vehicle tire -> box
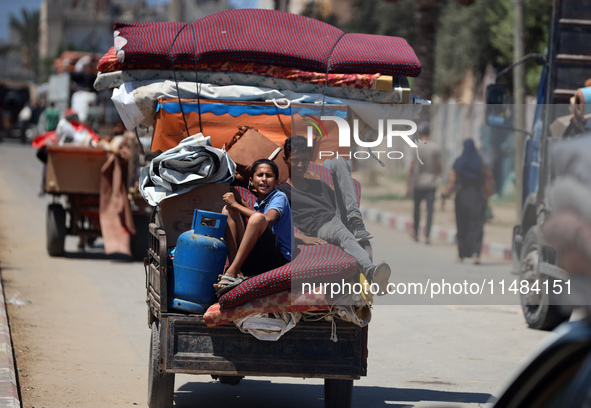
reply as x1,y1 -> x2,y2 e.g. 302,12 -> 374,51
131,214 -> 150,261
519,227 -> 570,330
324,379 -> 353,408
47,204 -> 66,257
148,321 -> 174,408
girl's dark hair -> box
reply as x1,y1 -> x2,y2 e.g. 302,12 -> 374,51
250,158 -> 279,179
284,135 -> 312,158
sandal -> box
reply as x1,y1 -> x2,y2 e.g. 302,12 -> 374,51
214,275 -> 246,297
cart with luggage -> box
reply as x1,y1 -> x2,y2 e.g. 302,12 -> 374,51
94,8 -> 426,407
145,180 -> 368,408
44,143 -> 151,259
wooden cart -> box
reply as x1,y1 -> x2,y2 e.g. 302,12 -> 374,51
44,144 -> 151,259
144,184 -> 368,408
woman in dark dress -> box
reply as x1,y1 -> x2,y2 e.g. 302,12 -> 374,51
442,139 -> 491,264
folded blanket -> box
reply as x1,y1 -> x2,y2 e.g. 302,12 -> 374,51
98,49 -> 381,89
139,135 -> 236,205
110,80 -> 404,131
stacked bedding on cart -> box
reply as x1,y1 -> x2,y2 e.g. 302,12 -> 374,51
94,8 -> 421,144
101,9 -> 416,327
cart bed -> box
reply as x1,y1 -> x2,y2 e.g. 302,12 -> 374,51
159,314 -> 367,379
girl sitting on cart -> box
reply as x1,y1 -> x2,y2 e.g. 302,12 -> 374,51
214,159 -> 294,296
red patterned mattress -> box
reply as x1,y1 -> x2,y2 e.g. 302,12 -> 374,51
108,9 -> 421,77
215,177 -> 360,309
218,243 -> 358,309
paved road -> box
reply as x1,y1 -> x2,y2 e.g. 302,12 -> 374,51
0,141 -> 551,407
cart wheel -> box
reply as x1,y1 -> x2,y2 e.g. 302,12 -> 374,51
148,320 -> 174,408
324,379 -> 353,408
131,214 -> 150,260
46,204 -> 66,257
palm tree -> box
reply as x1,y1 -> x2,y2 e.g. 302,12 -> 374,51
9,8 -> 40,80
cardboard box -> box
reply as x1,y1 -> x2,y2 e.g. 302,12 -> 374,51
159,183 -> 231,246
45,145 -> 108,195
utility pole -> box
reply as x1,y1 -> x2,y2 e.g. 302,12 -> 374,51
513,0 -> 526,215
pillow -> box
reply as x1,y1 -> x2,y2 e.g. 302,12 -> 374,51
225,126 -> 289,185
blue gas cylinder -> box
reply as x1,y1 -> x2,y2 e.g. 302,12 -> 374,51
169,210 -> 228,314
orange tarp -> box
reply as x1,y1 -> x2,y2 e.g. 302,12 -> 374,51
150,98 -> 350,164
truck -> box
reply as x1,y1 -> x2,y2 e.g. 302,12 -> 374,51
487,0 -> 591,330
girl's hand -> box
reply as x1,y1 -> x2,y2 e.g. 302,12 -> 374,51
223,192 -> 238,207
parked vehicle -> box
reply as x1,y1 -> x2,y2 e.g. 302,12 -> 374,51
487,0 -> 591,330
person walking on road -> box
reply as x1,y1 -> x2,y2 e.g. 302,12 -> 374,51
442,138 -> 493,264
406,121 -> 441,244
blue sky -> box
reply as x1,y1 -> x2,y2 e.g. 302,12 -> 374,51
0,0 -> 259,40
0,0 -> 42,41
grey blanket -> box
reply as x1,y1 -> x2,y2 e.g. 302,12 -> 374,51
139,135 -> 236,206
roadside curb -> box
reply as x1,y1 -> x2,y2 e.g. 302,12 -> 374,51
0,275 -> 20,408
361,206 -> 513,262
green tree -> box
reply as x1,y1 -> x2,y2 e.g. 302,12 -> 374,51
9,8 -> 40,80
310,0 -> 552,99
434,0 -> 551,98
484,0 -> 552,93
435,0 -> 498,97
346,0 -> 415,40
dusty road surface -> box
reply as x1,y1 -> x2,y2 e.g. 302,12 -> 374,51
0,141 -> 149,407
0,140 -> 552,408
